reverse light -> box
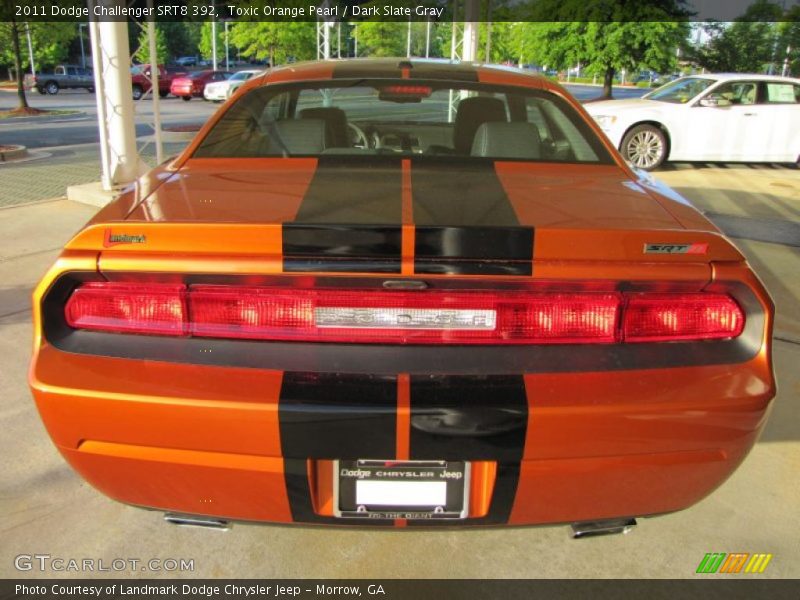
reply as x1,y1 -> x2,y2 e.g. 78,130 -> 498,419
188,287 -> 621,345
63,284 -> 746,345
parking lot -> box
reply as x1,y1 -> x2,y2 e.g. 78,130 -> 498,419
1,155 -> 798,577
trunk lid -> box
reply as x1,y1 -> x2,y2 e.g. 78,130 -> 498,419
65,159 -> 743,279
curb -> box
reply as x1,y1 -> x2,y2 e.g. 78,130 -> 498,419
0,111 -> 87,124
0,145 -> 28,161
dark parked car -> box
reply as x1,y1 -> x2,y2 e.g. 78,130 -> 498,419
25,65 -> 93,95
130,64 -> 187,100
170,70 -> 231,101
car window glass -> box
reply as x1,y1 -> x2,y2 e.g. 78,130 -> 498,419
534,98 -> 599,162
194,82 -> 612,164
645,77 -> 716,103
710,82 -> 757,106
763,83 -> 798,104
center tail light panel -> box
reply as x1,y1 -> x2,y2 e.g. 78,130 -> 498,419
62,282 -> 746,346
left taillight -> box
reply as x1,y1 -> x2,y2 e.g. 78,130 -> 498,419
64,283 -> 188,336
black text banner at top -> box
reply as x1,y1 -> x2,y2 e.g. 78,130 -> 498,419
4,0 -> 800,23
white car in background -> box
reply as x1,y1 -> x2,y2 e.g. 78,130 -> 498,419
203,70 -> 263,102
585,74 -> 800,169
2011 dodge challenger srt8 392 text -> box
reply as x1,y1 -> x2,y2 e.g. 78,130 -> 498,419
29,59 -> 775,530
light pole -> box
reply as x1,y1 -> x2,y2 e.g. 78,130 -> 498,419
425,20 -> 431,58
211,20 -> 217,70
79,23 -> 87,69
24,22 -> 36,77
224,21 -> 229,70
782,44 -> 791,76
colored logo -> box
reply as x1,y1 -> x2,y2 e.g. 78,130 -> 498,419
644,243 -> 709,255
103,229 -> 146,248
696,553 -> 772,574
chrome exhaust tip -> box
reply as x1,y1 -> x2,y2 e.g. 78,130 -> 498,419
570,518 -> 637,539
164,513 -> 231,531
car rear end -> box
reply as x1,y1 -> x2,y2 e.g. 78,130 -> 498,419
170,74 -> 201,98
29,62 -> 776,528
203,81 -> 228,101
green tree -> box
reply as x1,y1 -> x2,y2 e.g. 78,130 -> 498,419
776,5 -> 800,76
229,21 -> 315,66
0,8 -> 75,111
133,25 -> 169,66
511,1 -> 690,98
354,22 -> 408,57
0,17 -> 29,110
692,1 -> 784,73
199,21 -> 225,63
160,22 -> 202,61
0,20 -> 76,72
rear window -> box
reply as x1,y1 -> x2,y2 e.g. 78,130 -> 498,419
193,80 -> 613,164
763,82 -> 799,104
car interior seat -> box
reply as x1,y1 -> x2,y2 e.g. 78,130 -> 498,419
426,96 -> 508,154
471,122 -> 542,160
263,119 -> 327,155
453,97 -> 508,154
299,107 -> 350,147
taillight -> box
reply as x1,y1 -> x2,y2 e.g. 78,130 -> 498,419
62,283 -> 745,345
189,287 -> 621,345
64,283 -> 187,336
623,293 -> 744,342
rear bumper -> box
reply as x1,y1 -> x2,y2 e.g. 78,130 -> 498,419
30,344 -> 774,527
170,85 -> 197,96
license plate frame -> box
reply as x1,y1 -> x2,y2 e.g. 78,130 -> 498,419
333,459 -> 470,520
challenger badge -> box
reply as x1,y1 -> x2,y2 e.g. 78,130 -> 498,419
103,229 -> 147,248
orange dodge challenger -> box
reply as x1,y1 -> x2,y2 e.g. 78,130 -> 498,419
29,60 -> 775,532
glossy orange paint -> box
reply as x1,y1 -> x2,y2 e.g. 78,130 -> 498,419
28,60 -> 777,527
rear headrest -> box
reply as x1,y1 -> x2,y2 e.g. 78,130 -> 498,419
265,119 -> 326,155
471,122 -> 542,160
454,97 -> 507,154
300,107 -> 349,147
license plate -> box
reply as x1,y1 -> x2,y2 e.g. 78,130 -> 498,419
333,459 -> 470,520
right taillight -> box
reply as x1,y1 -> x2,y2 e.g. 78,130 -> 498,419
622,293 -> 745,342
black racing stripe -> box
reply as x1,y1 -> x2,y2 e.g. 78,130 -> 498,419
331,62 -> 403,79
279,372 -> 396,525
292,158 -> 403,224
408,375 -> 528,526
412,163 -> 521,227
282,225 -> 402,273
279,372 -> 397,459
411,162 -> 533,275
331,61 -> 479,82
410,64 -> 480,82
414,227 -> 534,276
409,375 -> 528,461
283,156 -> 403,272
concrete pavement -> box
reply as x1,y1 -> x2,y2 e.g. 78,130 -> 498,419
0,142 -> 189,208
0,165 -> 798,579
